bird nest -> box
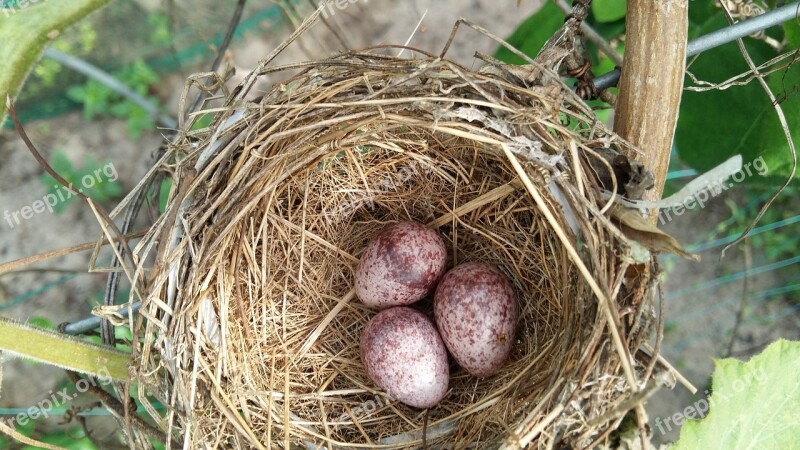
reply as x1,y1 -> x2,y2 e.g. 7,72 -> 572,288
128,23 -> 690,450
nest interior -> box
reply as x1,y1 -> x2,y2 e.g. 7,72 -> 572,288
134,47 -> 663,449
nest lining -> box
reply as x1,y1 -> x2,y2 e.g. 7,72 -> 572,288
131,48 -> 663,449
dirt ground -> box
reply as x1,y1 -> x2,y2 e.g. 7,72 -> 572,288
1,0 -> 797,447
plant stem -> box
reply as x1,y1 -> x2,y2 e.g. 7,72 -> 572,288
0,316 -> 129,381
553,0 -> 623,67
613,2 -> 689,445
614,0 -> 688,209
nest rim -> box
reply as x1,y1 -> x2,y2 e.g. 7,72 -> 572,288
128,44 -> 667,450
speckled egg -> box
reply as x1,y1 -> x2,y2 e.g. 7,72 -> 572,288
434,262 -> 518,377
359,307 -> 449,409
355,221 -> 447,309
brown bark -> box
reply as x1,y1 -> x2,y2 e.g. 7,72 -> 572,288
614,0 -> 689,215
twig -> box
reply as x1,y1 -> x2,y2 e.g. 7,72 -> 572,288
97,169 -> 157,345
718,3 -> 798,259
553,0 -> 623,67
307,0 -> 353,50
276,0 -> 326,60
63,0 -> 250,339
642,343 -> 697,394
501,145 -> 638,392
0,421 -> 66,450
0,230 -> 146,275
64,302 -> 143,336
65,370 -> 167,445
5,98 -> 134,272
685,50 -> 800,91
0,267 -> 93,276
725,237 -> 752,356
120,4 -> 245,443
397,9 -> 428,58
186,0 -> 247,115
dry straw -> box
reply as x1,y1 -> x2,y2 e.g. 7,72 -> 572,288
126,10 -> 693,450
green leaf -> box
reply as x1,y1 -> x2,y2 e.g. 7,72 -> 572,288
494,2 -> 564,65
672,339 -> 800,449
41,152 -> 122,210
591,0 -> 626,23
48,150 -> 75,178
595,41 -> 624,75
122,104 -> 155,139
27,316 -> 54,329
115,325 -> 133,341
688,0 -> 718,36
14,413 -> 36,436
22,429 -> 98,450
785,20 -> 800,49
190,113 -> 214,131
676,15 -> 800,180
66,59 -> 160,139
0,0 -> 111,126
159,178 -> 173,214
148,12 -> 172,47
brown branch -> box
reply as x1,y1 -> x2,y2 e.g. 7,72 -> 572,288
612,2 -> 690,447
553,0 -> 624,67
0,229 -> 147,275
614,1 -> 689,212
65,370 -> 167,445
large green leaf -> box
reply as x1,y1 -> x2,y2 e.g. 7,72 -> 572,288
494,2 -> 564,65
672,339 -> 800,449
675,13 -> 800,180
0,0 -> 110,126
688,0 -> 717,36
591,0 -> 626,23
786,20 -> 800,49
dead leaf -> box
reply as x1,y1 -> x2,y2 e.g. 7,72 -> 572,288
610,204 -> 700,262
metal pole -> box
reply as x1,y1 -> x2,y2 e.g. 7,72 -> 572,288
43,48 -> 177,129
594,2 -> 800,90
63,301 -> 141,335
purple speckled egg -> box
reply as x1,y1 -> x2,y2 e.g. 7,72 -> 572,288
434,262 -> 518,377
359,307 -> 449,409
355,221 -> 447,309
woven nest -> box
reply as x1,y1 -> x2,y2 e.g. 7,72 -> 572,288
130,32 -> 683,449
